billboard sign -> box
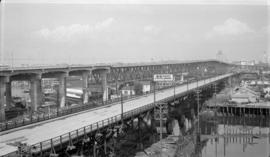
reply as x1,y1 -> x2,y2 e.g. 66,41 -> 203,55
153,74 -> 174,82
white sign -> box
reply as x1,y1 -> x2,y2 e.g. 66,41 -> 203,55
153,74 -> 174,82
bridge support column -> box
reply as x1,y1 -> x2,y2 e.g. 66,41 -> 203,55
180,73 -> 184,82
101,71 -> 108,102
5,81 -> 12,110
115,80 -> 119,96
0,76 -> 9,122
30,74 -> 42,111
58,74 -> 67,108
82,72 -> 89,104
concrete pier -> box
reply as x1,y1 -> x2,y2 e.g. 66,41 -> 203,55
0,76 -> 9,122
30,74 -> 42,111
82,72 -> 89,104
5,81 -> 11,110
101,71 -> 108,102
58,73 -> 67,108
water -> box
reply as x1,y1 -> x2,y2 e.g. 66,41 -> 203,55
198,117 -> 270,157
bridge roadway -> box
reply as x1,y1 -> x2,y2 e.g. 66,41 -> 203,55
0,73 -> 233,156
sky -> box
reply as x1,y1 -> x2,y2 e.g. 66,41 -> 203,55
0,0 -> 269,66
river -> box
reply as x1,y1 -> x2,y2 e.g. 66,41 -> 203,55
198,116 -> 270,157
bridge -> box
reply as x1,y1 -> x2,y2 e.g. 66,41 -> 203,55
0,60 -> 232,122
1,59 -> 269,156
0,72 -> 233,156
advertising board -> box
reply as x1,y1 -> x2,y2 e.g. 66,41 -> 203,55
153,74 -> 174,82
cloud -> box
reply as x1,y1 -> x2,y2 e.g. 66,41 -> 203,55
35,18 -> 115,42
94,18 -> 115,30
206,18 -> 254,39
143,25 -> 161,35
139,25 -> 161,43
262,25 -> 270,34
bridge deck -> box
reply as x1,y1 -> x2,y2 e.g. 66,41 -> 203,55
0,73 -> 232,156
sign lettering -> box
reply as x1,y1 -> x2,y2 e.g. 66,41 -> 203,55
153,74 -> 174,82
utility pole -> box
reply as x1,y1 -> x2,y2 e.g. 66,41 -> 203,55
154,81 -> 156,106
152,74 -> 174,156
197,78 -> 199,89
153,80 -> 163,156
187,80 -> 189,90
230,76 -> 233,96
214,83 -> 217,107
159,103 -> 163,140
195,85 -> 201,134
213,83 -> 217,117
153,82 -> 163,142
11,51 -> 14,69
155,102 -> 167,157
174,78 -> 176,102
121,91 -> 123,125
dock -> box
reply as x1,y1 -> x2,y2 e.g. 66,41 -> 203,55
207,103 -> 270,117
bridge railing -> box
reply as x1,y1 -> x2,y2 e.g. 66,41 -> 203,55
19,102 -> 155,155
0,75 -> 217,132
